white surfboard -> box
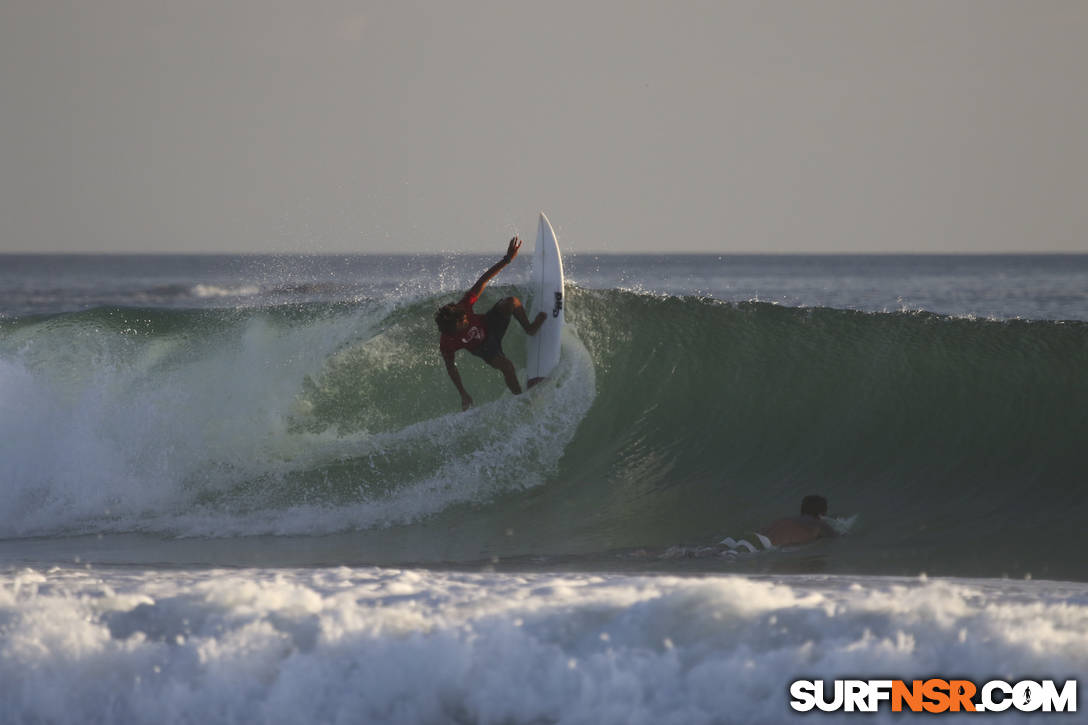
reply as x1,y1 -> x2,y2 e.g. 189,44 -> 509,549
526,212 -> 565,388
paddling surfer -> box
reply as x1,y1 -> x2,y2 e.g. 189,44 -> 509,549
435,237 -> 547,410
758,495 -> 838,547
715,495 -> 838,554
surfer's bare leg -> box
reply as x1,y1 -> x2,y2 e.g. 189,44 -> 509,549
498,297 -> 546,335
528,311 -> 546,335
487,353 -> 523,395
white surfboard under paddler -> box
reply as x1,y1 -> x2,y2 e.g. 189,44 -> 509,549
526,212 -> 565,389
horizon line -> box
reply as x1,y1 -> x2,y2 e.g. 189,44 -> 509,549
2,250 -> 1086,257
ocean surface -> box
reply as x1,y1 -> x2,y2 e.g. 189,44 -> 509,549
1,253 -> 1086,723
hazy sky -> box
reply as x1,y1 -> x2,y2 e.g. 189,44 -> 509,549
1,1 -> 1086,254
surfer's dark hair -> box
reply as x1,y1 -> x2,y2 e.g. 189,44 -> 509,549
435,304 -> 462,334
801,495 -> 828,517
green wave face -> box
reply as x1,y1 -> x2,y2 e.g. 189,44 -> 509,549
2,291 -> 1086,579
554,291 -> 1088,572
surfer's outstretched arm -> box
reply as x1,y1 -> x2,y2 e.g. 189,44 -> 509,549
442,351 -> 473,410
467,237 -> 521,300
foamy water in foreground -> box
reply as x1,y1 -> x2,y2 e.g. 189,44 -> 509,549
2,566 -> 1084,724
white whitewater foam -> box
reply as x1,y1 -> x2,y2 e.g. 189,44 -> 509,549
1,568 -> 1084,724
157,329 -> 597,537
191,284 -> 262,299
0,310 -> 369,537
0,306 -> 596,538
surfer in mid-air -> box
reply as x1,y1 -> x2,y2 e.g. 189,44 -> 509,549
436,237 -> 547,410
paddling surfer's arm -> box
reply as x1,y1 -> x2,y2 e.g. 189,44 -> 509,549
442,349 -> 473,410
467,237 -> 522,300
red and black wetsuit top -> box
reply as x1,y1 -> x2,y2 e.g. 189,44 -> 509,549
439,291 -> 488,356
